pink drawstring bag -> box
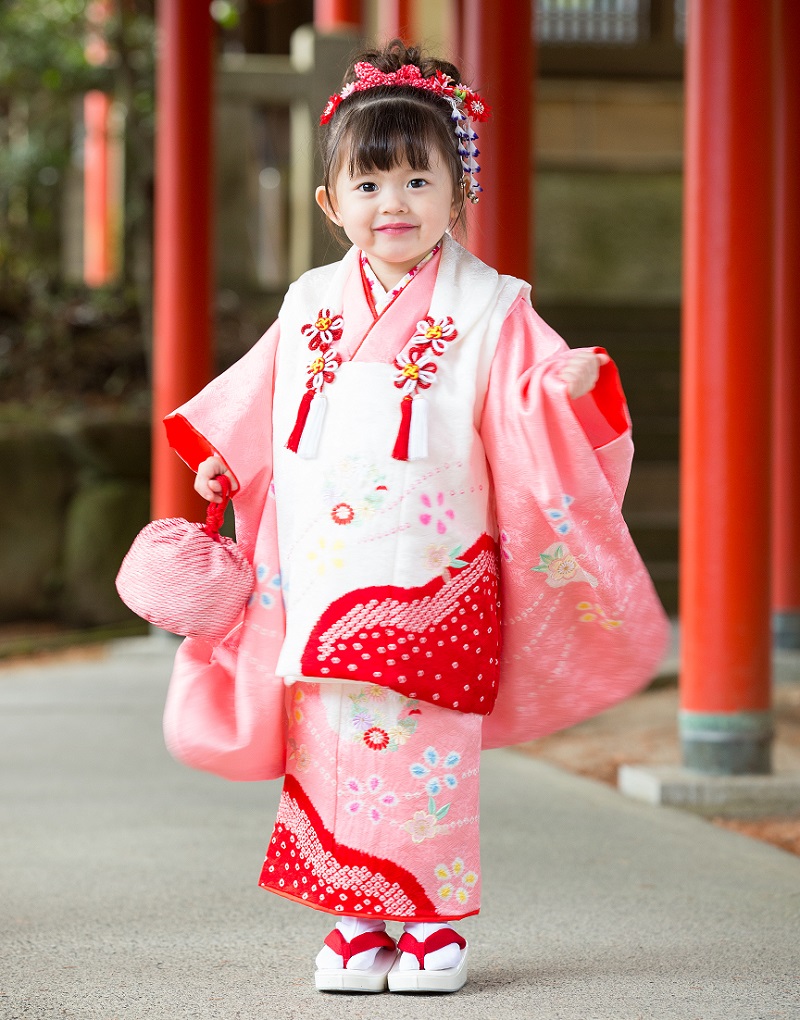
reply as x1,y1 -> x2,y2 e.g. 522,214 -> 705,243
116,477 -> 255,641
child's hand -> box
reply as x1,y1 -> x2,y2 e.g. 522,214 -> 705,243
194,455 -> 239,503
559,350 -> 611,399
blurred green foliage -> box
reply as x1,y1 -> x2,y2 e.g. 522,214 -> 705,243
0,0 -> 156,405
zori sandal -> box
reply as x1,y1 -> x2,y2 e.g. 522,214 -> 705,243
387,928 -> 468,993
314,928 -> 398,993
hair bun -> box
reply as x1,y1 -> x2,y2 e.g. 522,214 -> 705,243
342,39 -> 465,91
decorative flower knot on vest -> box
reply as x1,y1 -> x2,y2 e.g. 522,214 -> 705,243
287,307 -> 460,462
320,63 -> 491,203
287,308 -> 344,458
392,316 -> 459,462
301,310 -> 343,349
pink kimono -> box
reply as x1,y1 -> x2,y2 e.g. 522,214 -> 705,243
163,235 -> 668,923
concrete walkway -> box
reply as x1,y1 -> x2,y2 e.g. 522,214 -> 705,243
1,641 -> 798,1020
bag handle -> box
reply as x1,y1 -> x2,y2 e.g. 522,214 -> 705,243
203,474 -> 233,540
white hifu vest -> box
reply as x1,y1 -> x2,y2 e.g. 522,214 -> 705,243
271,237 -> 525,714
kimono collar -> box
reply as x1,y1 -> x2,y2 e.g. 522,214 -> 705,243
359,243 -> 442,316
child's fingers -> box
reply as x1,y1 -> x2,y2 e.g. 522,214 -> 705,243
194,456 -> 238,502
560,351 -> 605,399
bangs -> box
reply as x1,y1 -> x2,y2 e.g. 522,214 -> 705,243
343,93 -> 455,178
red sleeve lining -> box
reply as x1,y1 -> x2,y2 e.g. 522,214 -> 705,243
163,413 -> 240,489
570,348 -> 630,449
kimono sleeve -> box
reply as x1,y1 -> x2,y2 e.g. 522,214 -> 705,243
479,296 -> 669,750
164,320 -> 280,496
481,295 -> 633,506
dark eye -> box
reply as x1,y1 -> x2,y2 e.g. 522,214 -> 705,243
408,178 -> 427,189
358,182 -> 378,193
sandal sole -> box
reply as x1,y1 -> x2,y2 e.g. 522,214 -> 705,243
387,944 -> 468,993
315,947 -> 397,993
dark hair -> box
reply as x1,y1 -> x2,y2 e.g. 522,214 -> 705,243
320,40 -> 469,238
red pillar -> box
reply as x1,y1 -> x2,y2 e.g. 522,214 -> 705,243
83,91 -> 113,286
772,0 -> 800,650
151,0 -> 214,521
461,0 -> 534,282
377,0 -> 413,42
83,0 -> 113,286
314,0 -> 362,32
679,0 -> 775,772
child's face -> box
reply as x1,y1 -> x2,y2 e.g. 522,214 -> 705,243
316,151 -> 458,290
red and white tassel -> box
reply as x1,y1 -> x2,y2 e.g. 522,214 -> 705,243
392,395 -> 429,461
297,392 -> 328,459
407,395 -> 428,460
286,389 -> 314,453
392,395 -> 413,461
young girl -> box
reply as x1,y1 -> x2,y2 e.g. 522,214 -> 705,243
162,41 -> 668,995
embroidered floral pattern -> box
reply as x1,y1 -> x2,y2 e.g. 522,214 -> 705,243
410,747 -> 460,798
577,602 -> 622,631
307,536 -> 345,576
252,563 -> 282,609
343,774 -> 399,825
401,748 -> 459,840
331,502 -> 355,526
290,687 -> 305,725
544,494 -> 575,536
402,807 -> 443,844
499,529 -> 514,562
419,492 -> 455,535
322,457 -> 390,528
435,857 -> 478,905
533,543 -> 598,588
330,686 -> 421,753
425,543 -> 468,581
287,738 -> 311,773
363,726 -> 390,750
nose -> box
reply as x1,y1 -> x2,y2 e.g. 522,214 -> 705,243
380,184 -> 409,214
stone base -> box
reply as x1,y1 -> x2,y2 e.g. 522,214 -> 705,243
618,764 -> 800,818
774,649 -> 800,684
773,611 -> 800,651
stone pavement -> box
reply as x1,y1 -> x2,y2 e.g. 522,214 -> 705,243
1,640 -> 798,1020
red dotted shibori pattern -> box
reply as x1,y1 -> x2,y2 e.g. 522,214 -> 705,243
300,534 -> 501,714
259,775 -> 443,920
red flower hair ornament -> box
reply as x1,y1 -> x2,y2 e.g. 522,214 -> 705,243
320,62 -> 491,203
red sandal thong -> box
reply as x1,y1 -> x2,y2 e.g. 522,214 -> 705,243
315,928 -> 397,993
388,929 -> 468,993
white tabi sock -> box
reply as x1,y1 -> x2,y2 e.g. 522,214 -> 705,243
398,921 -> 462,971
315,916 -> 388,971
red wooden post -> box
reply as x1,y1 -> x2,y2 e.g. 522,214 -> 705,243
151,0 -> 214,521
461,0 -> 534,283
83,91 -> 113,286
680,0 -> 775,772
377,0 -> 413,42
772,0 -> 800,650
83,0 -> 113,286
314,0 -> 362,32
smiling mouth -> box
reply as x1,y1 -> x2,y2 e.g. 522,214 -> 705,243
375,223 -> 416,234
